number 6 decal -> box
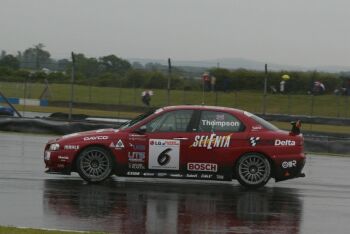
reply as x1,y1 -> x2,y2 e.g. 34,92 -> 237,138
158,148 -> 172,166
149,139 -> 180,170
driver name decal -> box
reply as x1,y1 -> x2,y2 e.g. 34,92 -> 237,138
191,134 -> 232,149
201,120 -> 239,127
149,139 -> 180,170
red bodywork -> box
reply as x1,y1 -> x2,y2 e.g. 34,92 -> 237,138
44,105 -> 305,183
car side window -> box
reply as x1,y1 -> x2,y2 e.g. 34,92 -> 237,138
145,110 -> 194,132
198,111 -> 244,132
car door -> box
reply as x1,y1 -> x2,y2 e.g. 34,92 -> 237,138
185,110 -> 246,179
130,109 -> 196,174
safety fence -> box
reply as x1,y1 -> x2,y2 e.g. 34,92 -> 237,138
0,81 -> 349,118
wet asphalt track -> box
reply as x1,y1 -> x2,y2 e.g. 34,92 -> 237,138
0,132 -> 350,234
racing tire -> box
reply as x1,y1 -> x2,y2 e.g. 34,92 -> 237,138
235,153 -> 271,188
76,146 -> 114,183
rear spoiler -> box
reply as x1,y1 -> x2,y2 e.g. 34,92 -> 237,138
290,120 -> 301,135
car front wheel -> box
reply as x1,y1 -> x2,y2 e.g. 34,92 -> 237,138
76,146 -> 113,183
235,153 -> 271,188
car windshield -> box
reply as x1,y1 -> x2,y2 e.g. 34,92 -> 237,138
244,111 -> 279,131
119,109 -> 156,130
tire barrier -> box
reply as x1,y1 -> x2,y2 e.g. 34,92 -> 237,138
0,117 -> 349,155
304,136 -> 350,155
0,117 -> 121,135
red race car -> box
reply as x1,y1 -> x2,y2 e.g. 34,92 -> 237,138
44,105 -> 305,188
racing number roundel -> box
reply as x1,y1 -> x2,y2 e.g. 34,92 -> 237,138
148,139 -> 180,170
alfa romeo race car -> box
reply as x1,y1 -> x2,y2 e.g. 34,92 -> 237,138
44,105 -> 305,188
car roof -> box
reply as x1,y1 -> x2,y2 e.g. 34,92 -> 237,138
161,105 -> 244,114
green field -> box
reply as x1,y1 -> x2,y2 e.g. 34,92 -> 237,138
1,81 -> 349,118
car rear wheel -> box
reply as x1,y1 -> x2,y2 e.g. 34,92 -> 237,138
235,153 -> 271,188
76,146 -> 113,183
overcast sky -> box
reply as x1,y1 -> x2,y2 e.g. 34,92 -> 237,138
1,0 -> 349,67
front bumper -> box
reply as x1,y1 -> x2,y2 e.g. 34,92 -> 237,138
44,149 -> 73,175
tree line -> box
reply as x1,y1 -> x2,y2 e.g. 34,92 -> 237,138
0,43 -> 349,94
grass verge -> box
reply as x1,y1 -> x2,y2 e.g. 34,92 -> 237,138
1,81 -> 350,118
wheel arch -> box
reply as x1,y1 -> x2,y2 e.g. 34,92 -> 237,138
232,151 -> 276,179
71,144 -> 116,172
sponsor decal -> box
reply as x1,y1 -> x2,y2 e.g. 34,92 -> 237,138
129,134 -> 147,141
128,152 -> 145,162
57,164 -> 65,168
252,125 -> 263,131
169,173 -> 183,178
83,136 -> 109,141
116,139 -> 125,148
64,145 -> 79,150
150,139 -> 179,146
127,171 -> 140,176
133,144 -> 146,151
201,120 -> 240,128
275,139 -> 296,146
143,172 -> 155,176
149,139 -> 180,170
129,137 -> 147,142
216,175 -> 224,180
249,137 -> 260,147
187,163 -> 218,172
58,155 -> 69,160
128,163 -> 145,170
191,134 -> 231,149
282,160 -> 297,169
200,174 -> 213,179
186,173 -> 198,178
216,114 -> 225,121
110,140 -> 125,149
157,173 -> 167,177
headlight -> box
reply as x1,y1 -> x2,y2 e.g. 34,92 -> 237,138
49,143 -> 60,151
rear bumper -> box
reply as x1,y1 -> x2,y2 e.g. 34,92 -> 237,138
274,156 -> 306,182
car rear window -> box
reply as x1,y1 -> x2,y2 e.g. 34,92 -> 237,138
244,111 -> 279,131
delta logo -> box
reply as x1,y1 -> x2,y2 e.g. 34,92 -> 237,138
274,139 -> 296,146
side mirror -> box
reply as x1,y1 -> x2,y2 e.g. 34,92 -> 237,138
135,125 -> 147,134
